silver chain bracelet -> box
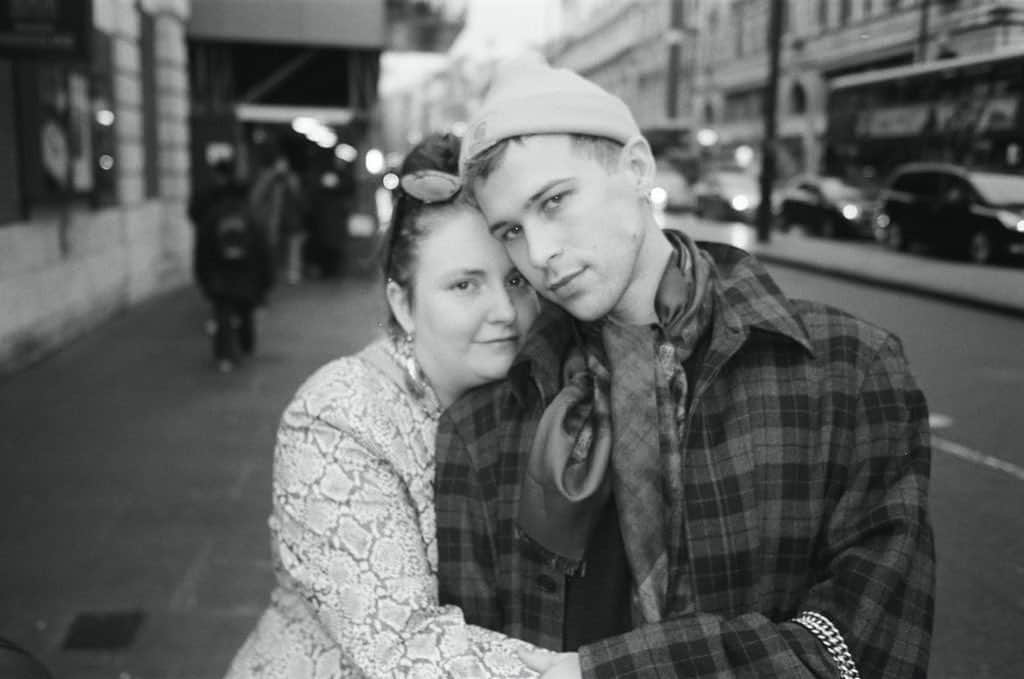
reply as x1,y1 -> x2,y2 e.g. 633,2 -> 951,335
793,610 -> 861,679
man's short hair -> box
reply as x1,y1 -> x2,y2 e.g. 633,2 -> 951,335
463,133 -> 624,191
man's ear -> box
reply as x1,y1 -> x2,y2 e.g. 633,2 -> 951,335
385,279 -> 415,336
618,135 -> 656,195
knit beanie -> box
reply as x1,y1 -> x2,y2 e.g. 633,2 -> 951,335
459,51 -> 641,174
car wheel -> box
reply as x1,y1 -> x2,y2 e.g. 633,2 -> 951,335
886,222 -> 909,251
967,230 -> 996,264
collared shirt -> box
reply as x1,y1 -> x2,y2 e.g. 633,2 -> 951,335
435,237 -> 934,678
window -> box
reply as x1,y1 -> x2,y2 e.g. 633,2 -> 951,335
790,82 -> 808,114
839,0 -> 852,25
0,29 -> 118,224
734,3 -> 745,56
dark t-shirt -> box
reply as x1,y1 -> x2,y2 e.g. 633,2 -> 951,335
562,497 -> 633,650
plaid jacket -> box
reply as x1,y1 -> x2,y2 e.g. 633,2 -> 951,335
435,240 -> 934,678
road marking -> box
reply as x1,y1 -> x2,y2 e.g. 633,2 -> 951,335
169,537 -> 214,612
932,435 -> 1024,483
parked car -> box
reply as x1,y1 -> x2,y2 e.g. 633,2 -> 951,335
651,159 -> 695,213
774,174 -> 874,239
693,170 -> 761,223
875,163 -> 1024,264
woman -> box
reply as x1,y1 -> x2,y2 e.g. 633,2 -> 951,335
224,133 -> 543,678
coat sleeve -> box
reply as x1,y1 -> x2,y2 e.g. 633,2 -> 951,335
434,411 -> 506,633
270,387 -> 543,679
578,334 -> 935,678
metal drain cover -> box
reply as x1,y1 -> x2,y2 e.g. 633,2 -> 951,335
62,610 -> 144,650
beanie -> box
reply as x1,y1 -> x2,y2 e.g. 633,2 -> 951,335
459,51 -> 642,174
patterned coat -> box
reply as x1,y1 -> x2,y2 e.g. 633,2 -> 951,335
435,241 -> 935,678
225,338 -> 541,678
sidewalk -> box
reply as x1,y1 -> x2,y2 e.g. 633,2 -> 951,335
2,222 -> 1023,678
673,214 -> 1024,318
0,275 -> 387,679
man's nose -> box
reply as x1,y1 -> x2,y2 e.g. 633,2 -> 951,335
523,222 -> 562,270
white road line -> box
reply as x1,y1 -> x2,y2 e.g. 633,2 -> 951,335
169,537 -> 214,612
932,435 -> 1024,483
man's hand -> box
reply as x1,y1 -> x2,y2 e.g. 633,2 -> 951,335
518,649 -> 582,679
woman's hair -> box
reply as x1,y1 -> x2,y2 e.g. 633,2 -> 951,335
381,132 -> 466,336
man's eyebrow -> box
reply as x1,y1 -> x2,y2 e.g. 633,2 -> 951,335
489,177 -> 572,235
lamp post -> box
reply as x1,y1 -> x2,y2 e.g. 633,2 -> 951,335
756,0 -> 783,243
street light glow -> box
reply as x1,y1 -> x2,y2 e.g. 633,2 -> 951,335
365,148 -> 385,174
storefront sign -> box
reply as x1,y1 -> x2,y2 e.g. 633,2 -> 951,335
0,0 -> 91,59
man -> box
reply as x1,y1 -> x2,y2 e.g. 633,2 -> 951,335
434,52 -> 934,678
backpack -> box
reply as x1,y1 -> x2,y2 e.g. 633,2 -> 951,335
214,210 -> 253,263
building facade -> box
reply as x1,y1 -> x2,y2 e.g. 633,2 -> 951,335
548,0 -> 1024,176
0,0 -> 192,375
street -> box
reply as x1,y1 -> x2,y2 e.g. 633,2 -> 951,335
1,235 -> 1023,677
767,266 -> 1024,679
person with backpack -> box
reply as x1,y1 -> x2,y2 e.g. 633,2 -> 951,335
193,176 -> 274,373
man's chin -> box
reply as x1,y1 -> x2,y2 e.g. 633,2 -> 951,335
542,293 -> 605,322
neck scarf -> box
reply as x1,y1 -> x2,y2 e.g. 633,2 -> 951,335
518,231 -> 716,618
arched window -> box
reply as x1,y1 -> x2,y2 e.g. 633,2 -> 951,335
790,82 -> 808,114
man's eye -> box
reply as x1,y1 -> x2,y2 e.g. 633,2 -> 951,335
451,280 -> 477,292
507,272 -> 529,288
542,192 -> 567,212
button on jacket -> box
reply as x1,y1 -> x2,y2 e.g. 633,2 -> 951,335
435,239 -> 934,678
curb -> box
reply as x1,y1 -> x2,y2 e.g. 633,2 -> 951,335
755,251 -> 1024,321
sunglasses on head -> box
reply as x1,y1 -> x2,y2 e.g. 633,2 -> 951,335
399,170 -> 461,203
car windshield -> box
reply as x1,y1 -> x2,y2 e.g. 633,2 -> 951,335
969,172 -> 1024,206
716,173 -> 758,193
819,178 -> 864,201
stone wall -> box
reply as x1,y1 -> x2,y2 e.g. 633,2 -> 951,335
0,0 -> 192,375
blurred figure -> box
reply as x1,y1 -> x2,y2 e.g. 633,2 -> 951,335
0,637 -> 53,679
305,162 -> 355,279
193,169 -> 274,373
249,152 -> 308,284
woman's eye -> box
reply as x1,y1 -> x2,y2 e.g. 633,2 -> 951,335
507,272 -> 528,289
451,279 -> 478,293
499,224 -> 523,242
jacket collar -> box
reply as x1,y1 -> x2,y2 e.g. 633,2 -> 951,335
508,233 -> 814,405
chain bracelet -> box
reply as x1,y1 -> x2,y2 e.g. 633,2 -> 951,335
793,610 -> 861,679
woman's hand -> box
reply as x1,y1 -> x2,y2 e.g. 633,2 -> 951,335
518,649 -> 582,679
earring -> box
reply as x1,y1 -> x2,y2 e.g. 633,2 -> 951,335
398,332 -> 426,398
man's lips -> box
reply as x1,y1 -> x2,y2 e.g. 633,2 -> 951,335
548,269 -> 583,293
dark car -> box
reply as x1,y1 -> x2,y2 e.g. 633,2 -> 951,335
774,174 -> 874,239
693,170 -> 761,223
875,163 -> 1024,264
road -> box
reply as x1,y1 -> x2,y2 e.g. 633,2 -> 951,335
767,265 -> 1024,679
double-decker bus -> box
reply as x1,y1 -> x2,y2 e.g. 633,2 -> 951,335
824,46 -> 1024,192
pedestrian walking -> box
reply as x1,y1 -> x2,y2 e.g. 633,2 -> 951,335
249,152 -> 308,285
193,177 -> 274,372
435,52 -> 935,679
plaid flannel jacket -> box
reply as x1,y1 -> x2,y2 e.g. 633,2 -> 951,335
435,239 -> 935,678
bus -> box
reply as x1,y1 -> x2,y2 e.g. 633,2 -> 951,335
824,46 -> 1024,193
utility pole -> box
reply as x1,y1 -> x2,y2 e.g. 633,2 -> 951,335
666,0 -> 684,120
756,0 -> 783,243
